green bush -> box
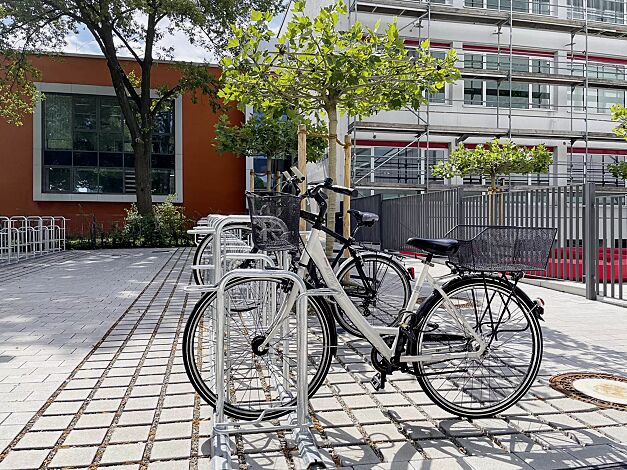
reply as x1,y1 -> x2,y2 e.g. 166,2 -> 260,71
123,195 -> 191,247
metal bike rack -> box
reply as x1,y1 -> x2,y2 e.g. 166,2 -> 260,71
0,215 -> 66,264
189,214 -> 253,285
193,269 -> 327,470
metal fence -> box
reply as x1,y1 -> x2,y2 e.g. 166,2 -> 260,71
352,183 -> 627,301
0,216 -> 66,264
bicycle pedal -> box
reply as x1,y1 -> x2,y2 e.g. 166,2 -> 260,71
370,372 -> 386,391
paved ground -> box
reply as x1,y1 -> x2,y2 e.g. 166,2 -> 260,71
0,248 -> 626,470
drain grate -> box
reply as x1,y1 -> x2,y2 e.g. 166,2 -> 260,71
550,372 -> 627,411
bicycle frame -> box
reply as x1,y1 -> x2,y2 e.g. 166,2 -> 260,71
259,227 -> 487,364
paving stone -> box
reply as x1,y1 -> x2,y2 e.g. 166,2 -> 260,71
402,421 -> 446,440
149,438 -> 190,460
154,421 -> 192,440
0,449 -> 49,470
494,433 -> 544,453
110,425 -> 152,444
351,407 -> 389,425
386,406 -> 426,422
30,414 -> 73,431
320,426 -> 366,446
417,439 -> 465,459
362,423 -> 406,442
84,399 -> 123,413
75,412 -> 116,429
100,442 -> 146,464
14,431 -> 63,450
333,445 -> 381,466
439,419 -> 483,437
117,410 -> 156,426
243,452 -> 291,469
597,425 -> 627,443
315,410 -> 354,427
64,428 -> 108,446
457,436 -> 507,455
377,440 -> 424,462
158,407 -> 193,423
49,446 -> 99,467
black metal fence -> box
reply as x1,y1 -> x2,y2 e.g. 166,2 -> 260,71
351,183 -> 627,301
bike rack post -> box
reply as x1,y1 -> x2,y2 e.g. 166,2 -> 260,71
192,269 -> 327,470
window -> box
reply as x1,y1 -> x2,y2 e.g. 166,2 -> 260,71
567,62 -> 626,113
568,0 -> 625,24
42,93 -> 175,195
466,0 -> 551,14
464,52 -> 552,109
354,146 -> 449,185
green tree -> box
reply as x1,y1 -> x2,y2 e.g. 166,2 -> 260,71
608,104 -> 627,179
0,0 -> 282,215
215,113 -> 327,189
432,138 -> 553,191
219,0 -> 460,253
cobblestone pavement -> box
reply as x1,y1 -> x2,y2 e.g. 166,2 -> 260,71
0,249 -> 626,469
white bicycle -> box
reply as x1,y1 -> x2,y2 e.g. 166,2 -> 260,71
183,180 -> 555,421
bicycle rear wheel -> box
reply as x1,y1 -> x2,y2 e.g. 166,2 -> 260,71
412,276 -> 542,418
183,276 -> 336,421
335,253 -> 410,337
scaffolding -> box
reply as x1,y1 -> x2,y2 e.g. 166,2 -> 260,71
348,0 -> 627,192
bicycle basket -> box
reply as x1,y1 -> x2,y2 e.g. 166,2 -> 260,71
246,192 -> 301,252
446,225 -> 557,272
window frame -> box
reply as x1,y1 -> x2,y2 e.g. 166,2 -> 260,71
33,83 -> 183,203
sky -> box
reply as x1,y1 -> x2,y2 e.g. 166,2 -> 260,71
63,15 -> 286,63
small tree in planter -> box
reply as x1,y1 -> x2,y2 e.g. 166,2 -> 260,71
608,104 -> 627,180
214,113 -> 327,190
432,138 -> 553,192
219,0 -> 460,254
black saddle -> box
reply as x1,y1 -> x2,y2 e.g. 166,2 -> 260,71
406,238 -> 459,256
348,209 -> 379,227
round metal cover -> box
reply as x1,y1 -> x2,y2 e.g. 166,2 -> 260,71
550,372 -> 627,410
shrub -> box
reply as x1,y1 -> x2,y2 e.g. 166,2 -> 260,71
123,195 -> 191,247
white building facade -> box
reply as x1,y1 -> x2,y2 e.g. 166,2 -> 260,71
284,0 -> 627,196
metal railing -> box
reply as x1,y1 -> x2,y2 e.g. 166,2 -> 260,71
354,183 -> 627,301
0,216 -> 66,264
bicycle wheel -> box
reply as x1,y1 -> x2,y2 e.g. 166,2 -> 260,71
192,224 -> 252,285
412,276 -> 542,418
335,253 -> 411,337
183,276 -> 336,421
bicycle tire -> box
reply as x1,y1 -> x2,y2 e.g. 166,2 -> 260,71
411,276 -> 542,418
334,253 -> 411,337
183,276 -> 336,421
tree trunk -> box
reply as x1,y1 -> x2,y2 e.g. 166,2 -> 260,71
134,140 -> 153,216
325,103 -> 338,257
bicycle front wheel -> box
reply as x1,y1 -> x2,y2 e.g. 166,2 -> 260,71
335,253 -> 411,337
413,276 -> 542,418
183,277 -> 336,421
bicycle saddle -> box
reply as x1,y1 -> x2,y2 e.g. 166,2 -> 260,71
348,209 -> 379,227
406,237 -> 460,256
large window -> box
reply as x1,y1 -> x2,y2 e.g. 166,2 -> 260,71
463,53 -> 551,109
42,93 -> 175,195
568,62 -> 626,113
466,0 -> 551,15
354,146 -> 448,186
568,0 -> 625,24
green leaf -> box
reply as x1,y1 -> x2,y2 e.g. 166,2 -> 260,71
251,10 -> 263,21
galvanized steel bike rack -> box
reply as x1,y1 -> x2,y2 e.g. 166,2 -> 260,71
0,216 -> 66,264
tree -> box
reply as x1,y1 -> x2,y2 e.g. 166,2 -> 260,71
219,0 -> 460,253
608,104 -> 627,179
0,0 -> 282,215
432,138 -> 553,191
215,113 -> 327,189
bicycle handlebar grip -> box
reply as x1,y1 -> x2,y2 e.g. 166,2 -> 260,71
330,185 -> 358,197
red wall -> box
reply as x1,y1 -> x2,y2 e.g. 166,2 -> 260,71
0,54 -> 245,236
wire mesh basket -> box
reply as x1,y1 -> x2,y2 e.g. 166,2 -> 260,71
246,192 -> 301,252
446,225 -> 557,272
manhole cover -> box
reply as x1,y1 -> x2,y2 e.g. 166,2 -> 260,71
550,372 -> 627,410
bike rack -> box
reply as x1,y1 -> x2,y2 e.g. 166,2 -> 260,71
189,269 -> 328,470
0,215 -> 66,264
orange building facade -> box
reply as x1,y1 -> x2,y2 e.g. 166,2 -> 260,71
0,53 -> 246,235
